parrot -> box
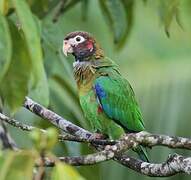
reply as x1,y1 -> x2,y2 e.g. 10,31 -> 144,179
63,31 -> 149,162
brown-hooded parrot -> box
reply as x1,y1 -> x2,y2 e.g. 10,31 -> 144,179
63,31 -> 149,162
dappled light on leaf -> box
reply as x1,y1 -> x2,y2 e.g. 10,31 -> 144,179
0,14 -> 11,84
52,162 -> 85,180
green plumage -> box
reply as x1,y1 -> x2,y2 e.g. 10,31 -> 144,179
74,57 -> 149,162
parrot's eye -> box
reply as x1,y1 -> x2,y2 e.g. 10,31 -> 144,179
74,35 -> 85,43
76,37 -> 81,41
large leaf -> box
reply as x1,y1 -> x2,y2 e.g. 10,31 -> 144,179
0,21 -> 31,112
0,151 -> 35,180
81,0 -> 89,21
158,0 -> 181,37
51,162 -> 85,180
0,14 -> 12,84
119,0 -> 134,47
12,0 -> 49,106
52,0 -> 81,22
28,0 -> 50,18
0,0 -> 9,15
99,0 -> 127,44
12,0 -> 45,86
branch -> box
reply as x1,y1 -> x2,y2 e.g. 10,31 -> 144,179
24,97 -> 94,139
115,153 -> 191,177
21,97 -> 191,177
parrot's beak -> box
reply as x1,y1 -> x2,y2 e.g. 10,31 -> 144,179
63,40 -> 73,56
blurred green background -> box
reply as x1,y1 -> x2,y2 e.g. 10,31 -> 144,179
1,0 -> 191,179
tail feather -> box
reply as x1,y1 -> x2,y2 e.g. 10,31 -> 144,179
134,145 -> 149,162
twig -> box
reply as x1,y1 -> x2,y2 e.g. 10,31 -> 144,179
35,151 -> 46,180
52,0 -> 67,22
0,112 -> 39,132
0,103 -> 18,150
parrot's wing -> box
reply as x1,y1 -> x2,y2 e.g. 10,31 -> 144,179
94,75 -> 145,132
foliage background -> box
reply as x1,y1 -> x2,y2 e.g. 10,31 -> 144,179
0,0 -> 191,179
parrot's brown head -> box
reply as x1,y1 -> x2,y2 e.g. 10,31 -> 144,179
63,31 -> 104,61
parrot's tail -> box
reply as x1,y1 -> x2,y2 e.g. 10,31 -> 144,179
134,145 -> 149,162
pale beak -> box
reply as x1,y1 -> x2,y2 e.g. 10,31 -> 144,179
63,40 -> 73,56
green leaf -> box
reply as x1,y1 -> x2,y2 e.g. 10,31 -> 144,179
0,14 -> 12,84
0,21 -> 31,112
12,0 -> 45,86
30,128 -> 58,152
29,0 -> 50,18
0,151 -> 35,180
0,0 -> 9,15
51,162 -> 85,180
99,0 -> 127,44
62,0 -> 81,13
52,0 -> 81,22
81,0 -> 89,21
12,0 -> 49,107
158,0 -> 181,37
119,0 -> 134,48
